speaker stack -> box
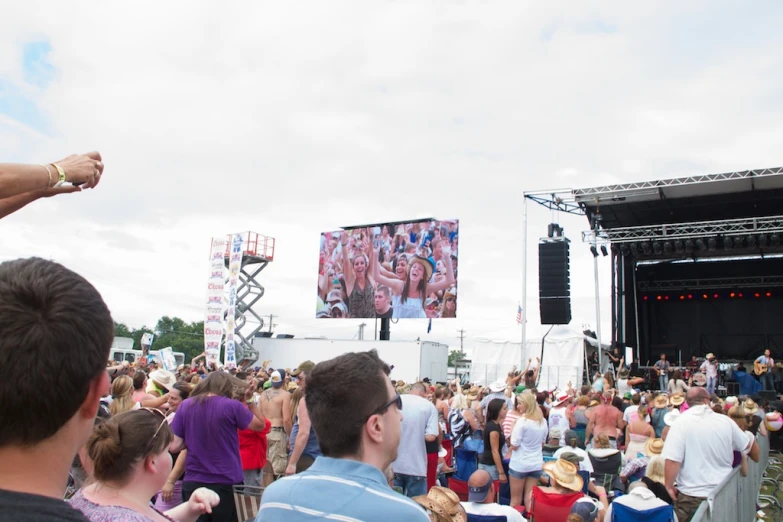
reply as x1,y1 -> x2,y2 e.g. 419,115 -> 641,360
539,239 -> 572,324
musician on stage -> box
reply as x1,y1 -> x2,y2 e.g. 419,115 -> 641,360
588,350 -> 599,381
754,349 -> 775,391
653,353 -> 670,392
699,353 -> 719,395
607,346 -> 622,375
685,355 -> 700,370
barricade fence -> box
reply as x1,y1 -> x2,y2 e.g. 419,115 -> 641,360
467,364 -> 581,392
691,432 -> 769,522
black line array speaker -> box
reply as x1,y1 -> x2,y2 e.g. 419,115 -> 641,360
539,239 -> 571,324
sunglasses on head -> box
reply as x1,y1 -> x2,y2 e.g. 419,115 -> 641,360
140,407 -> 168,450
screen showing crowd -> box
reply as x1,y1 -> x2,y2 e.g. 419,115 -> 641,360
317,219 -> 459,319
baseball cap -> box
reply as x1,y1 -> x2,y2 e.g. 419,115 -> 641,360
560,451 -> 584,465
467,481 -> 492,502
263,380 -> 272,390
623,392 -> 633,400
290,360 -> 316,377
549,428 -> 562,439
270,370 -> 283,387
571,498 -> 599,522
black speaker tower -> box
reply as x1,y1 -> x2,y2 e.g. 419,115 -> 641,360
539,238 -> 571,324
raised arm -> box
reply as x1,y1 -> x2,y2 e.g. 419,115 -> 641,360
340,232 -> 356,296
426,249 -> 455,294
372,245 -> 404,294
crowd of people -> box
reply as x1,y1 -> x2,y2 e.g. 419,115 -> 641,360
317,220 -> 459,319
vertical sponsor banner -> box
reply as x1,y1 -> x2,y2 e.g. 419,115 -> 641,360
205,237 -> 227,366
224,233 -> 244,369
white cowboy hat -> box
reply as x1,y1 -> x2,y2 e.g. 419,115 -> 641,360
552,393 -> 570,407
488,380 -> 506,393
148,369 -> 176,391
663,408 -> 681,426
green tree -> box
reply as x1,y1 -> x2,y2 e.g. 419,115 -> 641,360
448,349 -> 466,368
114,317 -> 204,363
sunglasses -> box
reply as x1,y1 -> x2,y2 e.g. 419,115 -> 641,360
367,392 -> 403,420
141,407 -> 169,450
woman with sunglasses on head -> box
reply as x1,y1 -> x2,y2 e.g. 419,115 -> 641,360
169,372 -> 268,522
155,382 -> 193,513
70,409 -> 219,522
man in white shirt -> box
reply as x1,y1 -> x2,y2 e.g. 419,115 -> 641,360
604,481 -> 677,520
391,382 -> 439,497
662,387 -> 759,522
480,380 -> 514,416
699,353 -> 719,395
548,393 -> 572,447
461,470 -> 525,522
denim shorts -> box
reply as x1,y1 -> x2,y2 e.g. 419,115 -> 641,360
508,468 -> 542,480
478,463 -> 500,480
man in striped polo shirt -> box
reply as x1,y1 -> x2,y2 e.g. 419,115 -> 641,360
257,350 -> 430,522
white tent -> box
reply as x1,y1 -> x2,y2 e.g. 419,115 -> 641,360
469,326 -> 589,392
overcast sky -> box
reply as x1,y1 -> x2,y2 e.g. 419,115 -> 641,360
2,1 -> 782,354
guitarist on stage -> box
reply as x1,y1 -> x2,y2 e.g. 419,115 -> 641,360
653,353 -> 671,392
754,349 -> 775,391
699,353 -> 719,395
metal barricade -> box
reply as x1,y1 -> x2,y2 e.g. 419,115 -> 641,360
468,363 -> 580,392
691,433 -> 769,522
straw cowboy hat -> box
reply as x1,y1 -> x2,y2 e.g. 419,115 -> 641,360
543,458 -> 584,492
148,370 -> 176,391
413,486 -> 467,522
669,393 -> 685,407
410,255 -> 435,282
589,399 -> 600,407
465,386 -> 480,401
618,367 -> 630,379
653,394 -> 669,409
664,408 -> 681,426
645,438 -> 664,456
706,353 -> 715,360
743,398 -> 759,415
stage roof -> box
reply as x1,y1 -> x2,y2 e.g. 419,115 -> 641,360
574,167 -> 783,230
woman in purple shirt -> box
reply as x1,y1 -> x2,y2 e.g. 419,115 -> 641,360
171,372 -> 268,522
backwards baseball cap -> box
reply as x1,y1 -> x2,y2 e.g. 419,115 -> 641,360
571,498 -> 599,522
290,360 -> 316,377
468,480 -> 492,502
270,370 -> 283,387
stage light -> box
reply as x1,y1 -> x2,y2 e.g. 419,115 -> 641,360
688,294 -> 693,299
696,238 -> 706,251
760,234 -> 768,248
738,293 -> 744,298
730,292 -> 736,298
653,242 -> 663,255
600,245 -> 608,257
643,295 -> 648,301
679,295 -> 685,300
772,234 -> 781,247
746,235 -> 756,248
702,294 -> 709,299
664,295 -> 670,301
713,293 -> 719,299
590,246 -> 599,257
630,243 -> 639,256
708,238 -> 717,251
767,292 -> 773,297
621,244 -> 630,256
685,239 -> 694,253
755,292 -> 761,298
642,242 -> 652,255
664,242 -> 673,254
674,240 -> 684,253
724,237 -> 733,250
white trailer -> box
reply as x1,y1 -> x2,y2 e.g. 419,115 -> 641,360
250,338 -> 449,384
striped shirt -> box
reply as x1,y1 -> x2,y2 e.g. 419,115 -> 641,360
257,456 -> 430,522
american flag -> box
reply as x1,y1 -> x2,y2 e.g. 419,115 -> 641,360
516,304 -> 523,324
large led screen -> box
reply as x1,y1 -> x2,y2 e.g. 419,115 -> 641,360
317,219 -> 459,319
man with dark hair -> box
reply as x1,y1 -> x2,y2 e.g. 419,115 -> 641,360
258,350 -> 429,521
0,257 -> 114,521
374,285 -> 393,319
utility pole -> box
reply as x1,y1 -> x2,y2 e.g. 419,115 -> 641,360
457,329 -> 466,352
267,314 -> 277,333
358,323 -> 366,340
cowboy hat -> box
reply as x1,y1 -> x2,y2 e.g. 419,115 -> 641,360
645,438 -> 664,456
653,394 -> 669,409
706,353 -> 715,360
552,393 -> 570,407
465,386 -> 480,401
618,367 -> 630,379
726,396 -> 738,406
542,458 -> 584,492
589,399 -> 600,407
664,408 -> 681,426
286,382 -> 299,392
149,370 -> 176,391
413,486 -> 466,522
488,380 -> 506,393
743,398 -> 759,415
410,255 -> 435,282
669,393 -> 685,407
290,360 -> 315,377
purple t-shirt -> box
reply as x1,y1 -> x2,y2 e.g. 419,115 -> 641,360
171,395 -> 253,484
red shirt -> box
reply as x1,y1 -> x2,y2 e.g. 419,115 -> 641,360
238,412 -> 271,470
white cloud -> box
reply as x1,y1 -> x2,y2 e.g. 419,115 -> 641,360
1,1 -> 782,351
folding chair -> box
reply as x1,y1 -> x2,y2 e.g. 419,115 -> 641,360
526,487 -> 583,522
232,485 -> 264,522
610,502 -> 675,522
448,477 -> 470,502
588,451 -> 624,493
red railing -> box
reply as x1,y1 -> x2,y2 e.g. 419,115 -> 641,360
223,232 -> 275,261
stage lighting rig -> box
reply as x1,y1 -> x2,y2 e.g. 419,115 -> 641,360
685,239 -> 694,253
653,242 -> 663,255
772,234 -> 781,247
724,237 -> 733,250
746,235 -> 756,248
630,243 -> 639,257
664,242 -> 673,255
590,245 -> 599,257
600,245 -> 608,257
621,244 -> 630,256
674,240 -> 684,254
696,238 -> 706,251
708,238 -> 717,251
759,234 -> 768,248
642,242 -> 652,255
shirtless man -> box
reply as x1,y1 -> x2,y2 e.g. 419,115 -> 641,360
585,391 -> 626,449
259,370 -> 292,485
